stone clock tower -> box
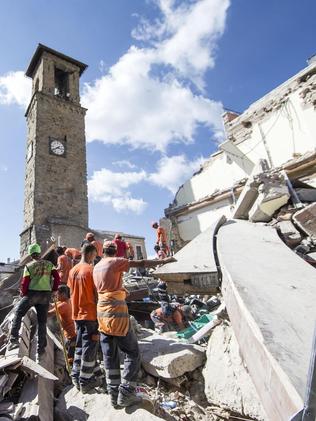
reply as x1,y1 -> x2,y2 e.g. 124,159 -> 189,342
20,44 -> 89,256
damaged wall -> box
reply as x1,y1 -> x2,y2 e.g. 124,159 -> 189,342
166,61 -> 316,248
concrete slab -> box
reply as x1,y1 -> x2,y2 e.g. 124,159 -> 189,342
203,323 -> 266,420
139,329 -> 205,379
154,216 -> 226,290
217,220 -> 316,420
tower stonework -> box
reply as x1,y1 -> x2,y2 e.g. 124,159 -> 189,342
20,44 -> 89,256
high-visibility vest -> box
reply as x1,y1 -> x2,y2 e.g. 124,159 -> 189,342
25,260 -> 54,291
97,289 -> 129,336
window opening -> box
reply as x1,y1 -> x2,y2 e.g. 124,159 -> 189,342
54,68 -> 69,99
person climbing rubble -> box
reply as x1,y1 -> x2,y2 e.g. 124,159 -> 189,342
67,243 -> 104,394
93,240 -> 175,409
81,232 -> 103,264
48,284 -> 76,365
56,246 -> 73,284
151,221 -> 170,255
8,243 -> 60,357
150,303 -> 194,333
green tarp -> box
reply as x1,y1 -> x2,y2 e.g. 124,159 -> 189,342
176,313 -> 214,340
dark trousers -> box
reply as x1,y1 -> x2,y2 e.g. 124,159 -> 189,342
100,327 -> 140,395
10,291 -> 51,353
65,336 -> 76,363
71,320 -> 103,386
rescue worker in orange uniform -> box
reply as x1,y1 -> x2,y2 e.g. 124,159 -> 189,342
56,246 -> 73,284
126,241 -> 135,260
68,244 -> 104,393
82,232 -> 103,264
65,247 -> 81,265
150,303 -> 194,333
151,222 -> 170,255
93,240 -> 175,408
48,284 -> 76,364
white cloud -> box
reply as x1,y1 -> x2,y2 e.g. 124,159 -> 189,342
149,154 -> 205,194
133,0 -> 230,89
89,153 -> 206,213
0,1 -> 229,151
112,159 -> 137,169
112,196 -> 147,214
0,71 -> 31,107
82,0 -> 229,151
0,164 -> 8,172
88,168 -> 147,214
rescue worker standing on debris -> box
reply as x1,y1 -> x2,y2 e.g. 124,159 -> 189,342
65,247 -> 81,265
152,222 -> 170,255
48,284 -> 77,365
93,240 -> 175,408
8,243 -> 60,356
113,234 -> 127,258
67,244 -> 103,393
82,233 -> 103,264
56,246 -> 73,284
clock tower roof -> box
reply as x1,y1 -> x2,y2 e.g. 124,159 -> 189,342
26,43 -> 88,78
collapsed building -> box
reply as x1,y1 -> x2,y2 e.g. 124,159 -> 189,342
0,48 -> 315,421
155,56 -> 316,420
164,55 -> 316,252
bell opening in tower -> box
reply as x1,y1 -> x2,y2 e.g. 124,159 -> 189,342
54,67 -> 69,99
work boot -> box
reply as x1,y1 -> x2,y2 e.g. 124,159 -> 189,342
109,391 -> 119,408
117,386 -> 142,407
72,377 -> 80,390
80,381 -> 98,394
7,337 -> 19,351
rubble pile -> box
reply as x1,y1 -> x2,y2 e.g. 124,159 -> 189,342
0,167 -> 315,420
0,304 -> 64,421
233,163 -> 316,266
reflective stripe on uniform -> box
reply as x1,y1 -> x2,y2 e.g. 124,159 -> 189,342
97,311 -> 129,318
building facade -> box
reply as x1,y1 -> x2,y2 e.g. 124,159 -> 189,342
165,59 -> 316,250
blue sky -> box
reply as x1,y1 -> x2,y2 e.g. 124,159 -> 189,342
0,0 -> 315,261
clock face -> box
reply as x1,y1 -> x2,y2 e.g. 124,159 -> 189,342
50,139 -> 65,156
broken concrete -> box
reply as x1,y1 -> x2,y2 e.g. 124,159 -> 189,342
296,187 -> 316,202
232,159 -> 270,220
218,220 -> 316,420
293,202 -> 316,241
154,215 -> 226,292
276,220 -> 302,247
55,386 -> 161,421
138,329 -> 205,379
203,323 -> 266,420
248,178 -> 290,222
